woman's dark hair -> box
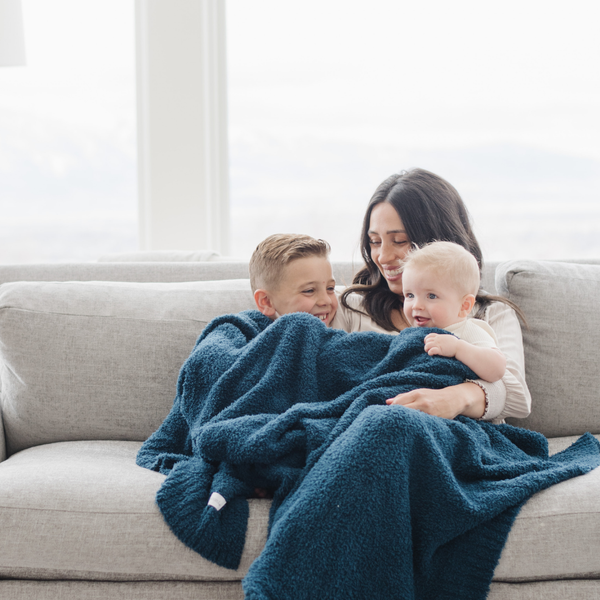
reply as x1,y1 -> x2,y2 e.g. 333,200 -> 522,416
341,168 -> 524,330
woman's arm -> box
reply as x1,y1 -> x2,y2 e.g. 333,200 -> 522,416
386,302 -> 531,421
481,301 -> 531,420
385,381 -> 487,419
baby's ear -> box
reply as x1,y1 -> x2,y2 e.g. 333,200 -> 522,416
254,289 -> 277,318
459,294 -> 476,318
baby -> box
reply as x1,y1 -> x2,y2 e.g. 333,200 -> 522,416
249,233 -> 338,327
401,241 -> 506,383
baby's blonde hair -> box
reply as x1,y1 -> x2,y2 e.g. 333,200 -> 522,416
401,241 -> 480,296
249,233 -> 331,293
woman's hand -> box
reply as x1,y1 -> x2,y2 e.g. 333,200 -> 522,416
385,381 -> 486,420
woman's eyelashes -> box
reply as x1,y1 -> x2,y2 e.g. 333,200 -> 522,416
368,238 -> 409,246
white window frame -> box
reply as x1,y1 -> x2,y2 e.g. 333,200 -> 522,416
135,0 -> 229,254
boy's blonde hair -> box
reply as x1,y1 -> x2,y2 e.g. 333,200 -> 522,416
249,233 -> 331,293
401,241 -> 480,296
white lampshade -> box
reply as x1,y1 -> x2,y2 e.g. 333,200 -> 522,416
0,0 -> 26,66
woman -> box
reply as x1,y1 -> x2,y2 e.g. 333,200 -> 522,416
336,168 -> 531,422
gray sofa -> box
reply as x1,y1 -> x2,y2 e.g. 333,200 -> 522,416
0,258 -> 599,599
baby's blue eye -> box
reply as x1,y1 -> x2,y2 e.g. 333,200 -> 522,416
405,293 -> 414,299
427,293 -> 437,300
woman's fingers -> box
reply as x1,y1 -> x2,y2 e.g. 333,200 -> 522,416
386,389 -> 416,405
386,382 -> 485,420
385,388 -> 456,419
386,389 -> 435,411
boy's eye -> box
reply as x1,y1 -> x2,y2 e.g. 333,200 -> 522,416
405,293 -> 414,299
327,286 -> 336,293
302,289 -> 315,294
427,293 -> 437,300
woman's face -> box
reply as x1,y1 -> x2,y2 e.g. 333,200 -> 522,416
368,202 -> 411,296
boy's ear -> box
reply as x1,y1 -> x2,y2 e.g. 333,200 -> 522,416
459,294 -> 476,318
254,289 -> 277,318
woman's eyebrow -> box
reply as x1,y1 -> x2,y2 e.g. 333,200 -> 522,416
368,229 -> 406,234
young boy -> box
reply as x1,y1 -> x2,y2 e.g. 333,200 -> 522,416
249,233 -> 338,327
401,241 -> 506,383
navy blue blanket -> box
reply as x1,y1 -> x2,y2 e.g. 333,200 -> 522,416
137,310 -> 600,600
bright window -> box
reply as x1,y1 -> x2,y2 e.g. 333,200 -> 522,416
2,1 -> 599,265
227,0 -> 600,263
0,0 -> 136,263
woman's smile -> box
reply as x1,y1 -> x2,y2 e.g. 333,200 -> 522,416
383,265 -> 403,279
368,202 -> 411,294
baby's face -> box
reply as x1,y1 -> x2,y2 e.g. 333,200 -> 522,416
270,256 -> 338,326
401,267 -> 466,330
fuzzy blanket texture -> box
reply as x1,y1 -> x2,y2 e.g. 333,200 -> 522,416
137,310 -> 600,600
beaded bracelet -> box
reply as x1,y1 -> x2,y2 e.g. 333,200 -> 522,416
466,379 -> 490,420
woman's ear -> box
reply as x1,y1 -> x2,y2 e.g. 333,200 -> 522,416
254,289 -> 277,318
459,294 -> 476,318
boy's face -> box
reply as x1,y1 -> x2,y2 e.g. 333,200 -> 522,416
402,266 -> 471,330
257,256 -> 338,326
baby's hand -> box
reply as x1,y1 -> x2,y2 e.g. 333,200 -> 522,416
424,333 -> 459,358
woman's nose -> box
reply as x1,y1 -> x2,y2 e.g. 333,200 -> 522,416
378,241 -> 398,264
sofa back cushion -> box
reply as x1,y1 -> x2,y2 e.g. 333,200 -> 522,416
497,260 -> 600,437
0,280 -> 255,456
0,261 -> 358,288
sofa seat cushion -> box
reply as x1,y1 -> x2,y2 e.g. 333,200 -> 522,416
494,434 -> 600,581
0,441 -> 268,582
2,436 -> 597,583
